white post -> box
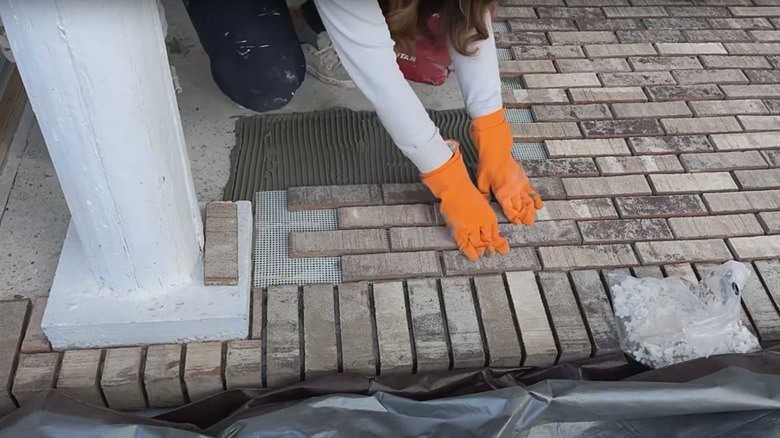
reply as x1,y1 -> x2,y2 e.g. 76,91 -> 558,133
0,0 -> 251,348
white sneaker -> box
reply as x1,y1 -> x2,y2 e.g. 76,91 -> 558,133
303,33 -> 355,88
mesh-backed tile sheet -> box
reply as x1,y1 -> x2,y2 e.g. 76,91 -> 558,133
254,191 -> 341,287
501,77 -> 524,90
493,22 -> 510,33
496,47 -> 513,61
506,108 -> 547,161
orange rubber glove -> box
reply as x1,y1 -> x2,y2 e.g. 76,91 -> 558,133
422,144 -> 509,260
472,108 -> 543,225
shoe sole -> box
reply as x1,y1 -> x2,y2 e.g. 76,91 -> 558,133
305,64 -> 356,89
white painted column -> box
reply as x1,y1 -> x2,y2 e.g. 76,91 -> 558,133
0,0 -> 251,348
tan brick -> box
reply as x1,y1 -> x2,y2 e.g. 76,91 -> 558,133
616,194 -> 708,218
502,88 -> 570,106
570,270 -> 621,355
681,151 -> 768,172
739,115 -> 780,131
442,247 -> 541,276
563,175 -> 652,198
545,138 -> 630,157
656,42 -> 727,55
555,58 -> 631,73
650,172 -> 738,194
711,132 -> 780,150
584,43 -> 657,57
724,42 -> 780,54
524,73 -> 600,88
579,219 -> 673,243
532,104 -> 612,122
494,6 -> 537,19
204,202 -> 238,286
338,205 -> 434,229
512,44 -> 584,59
0,300 -> 28,415
289,229 -> 388,258
759,211 -> 780,233
611,101 -> 692,119
603,6 -> 668,17
669,214 -> 764,239
722,84 -> 780,99
102,347 -> 145,410
538,272 -> 592,361
265,285 -> 300,388
690,99 -> 768,116
582,120 -> 665,137
630,56 -> 703,71
595,155 -> 684,175
57,349 -> 104,407
599,71 -> 676,87
636,239 -> 733,264
21,297 -> 50,353
569,87 -> 647,103
539,244 -> 639,269
288,185 -> 382,211
144,344 -> 185,408
225,340 -> 262,389
184,342 -> 223,402
381,183 -> 435,205
704,190 -> 780,213
407,279 -> 449,372
672,69 -> 749,85
250,288 -> 263,340
735,168 -> 780,189
535,198 -> 619,221
338,283 -> 375,375
629,135 -> 713,154
509,18 -> 577,32
548,31 -> 618,45
498,60 -> 557,76
12,353 -> 60,407
661,116 -> 742,135
302,285 -> 337,380
440,277 -> 485,369
372,282 -> 413,375
342,251 -> 441,282
472,275 -> 522,367
505,272 -> 558,367
729,235 -> 780,259
510,121 -> 582,141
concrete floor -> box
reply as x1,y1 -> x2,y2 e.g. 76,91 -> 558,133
0,0 -> 465,300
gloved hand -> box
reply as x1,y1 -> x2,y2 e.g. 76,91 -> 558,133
472,108 -> 543,225
422,144 -> 509,260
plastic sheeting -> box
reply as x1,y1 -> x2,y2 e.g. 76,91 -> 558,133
3,351 -> 780,437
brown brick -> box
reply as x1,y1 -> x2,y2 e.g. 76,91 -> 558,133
494,6 -> 537,19
704,190 -> 780,212
338,283 -> 376,375
102,348 -> 145,410
703,55 -> 773,69
685,29 -> 752,41
204,202 -> 238,286
523,157 -> 600,176
372,281 -> 413,375
711,132 -> 780,150
735,168 -> 780,189
570,87 -> 647,104
577,18 -> 644,30
538,6 -> 604,18
503,88 -> 570,106
690,99 -> 767,116
629,56 -> 703,71
509,18 -> 578,31
302,284 -> 337,379
536,198 -> 618,221
407,279 -> 449,372
649,172 -> 738,193
582,120 -> 665,138
531,176 -> 568,200
538,272 -> 592,361
13,353 -> 60,407
646,84 -> 725,101
603,6 -> 668,17
539,244 -> 639,269
661,116 -> 742,135
667,6 -> 731,16
722,84 -> 780,99
556,58 -> 632,73
440,277 -> 485,369
545,138 -> 630,157
681,151 -> 768,172
495,32 -> 550,47
57,349 -> 104,407
616,194 -> 708,218
612,101 -> 692,118
21,297 -> 50,354
532,104 -> 612,122
750,30 -> 780,41
510,122 -> 582,141
289,229 -> 387,258
636,239 -> 733,264
669,214 -> 763,239
599,71 -> 676,87
730,6 -> 780,16
144,344 -> 185,408
584,43 -> 657,58
570,270 -> 621,355
580,218 -> 673,243
523,73 -> 600,88
338,205 -> 435,229
265,285 -> 300,388
548,31 -> 618,45
729,235 -> 780,259
512,45 -> 583,60
0,300 -> 29,415
629,135 -> 713,154
472,275 -> 522,367
617,29 -> 687,43
184,342 -> 223,402
504,272 -> 559,367
288,185 -> 382,211
656,42 -> 727,55
739,115 -> 780,131
499,60 -> 557,76
564,175 -> 652,197
760,211 -> 780,233
342,251 -> 441,282
643,17 -> 712,28
595,155 -> 684,175
442,247 -> 540,276
709,17 -> 773,29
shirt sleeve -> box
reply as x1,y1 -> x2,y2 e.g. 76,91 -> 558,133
312,0 -> 453,173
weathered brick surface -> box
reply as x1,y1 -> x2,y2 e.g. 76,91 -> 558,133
667,7 -> 731,17
505,272 -> 559,366
681,151 -> 768,172
342,251 -> 441,282
545,138 -> 630,157
510,121 -> 582,141
495,32 -> 549,47
535,198 -> 619,221
499,60 -> 557,75
632,265 -> 665,279
729,235 -> 780,259
288,185 -> 382,211
600,71 -> 676,86
661,116 -> 742,135
539,6 -> 605,18
440,277 -> 485,369
673,69 -> 749,85
472,275 -> 523,367
540,244 -> 639,269
265,285 -> 300,387
764,150 -> 780,166
144,344 -> 185,408
644,17 -> 712,29
744,70 -> 780,84
289,229 -> 388,258
512,44 -> 584,59
548,31 -> 618,45
582,119 -> 665,137
578,18 -> 644,30
629,135 -> 713,154
21,297 -> 50,354
57,349 -> 104,407
302,284 -> 337,379
13,353 -> 60,407
649,172 -> 738,193
407,279 -> 449,372
523,157 -> 600,176
685,29 -> 751,42
663,263 -> 699,282
611,101 -> 692,119
204,202 -> 238,286
531,176 -> 568,199
539,272 -> 592,361
338,283 -> 376,375
709,18 -> 773,29
494,6 -> 537,19
584,43 -> 657,58
531,104 -> 612,122
523,72 -> 600,88
739,115 -> 780,131
617,29 -> 686,42
225,340 -> 262,390
690,99 -> 768,116
570,87 -> 648,104
563,175 -> 653,197
372,281 -> 413,375
102,347 -> 145,410
710,132 -> 780,150
735,169 -> 780,189
556,58 -> 632,72
603,6 -> 668,17
0,299 -> 30,414
646,84 -> 725,101
616,194 -> 708,218
389,227 -> 455,251
721,84 -> 780,99
635,239 -> 733,264
338,205 -> 435,229
381,183 -> 435,205
579,219 -> 674,243
630,55 -> 704,70
503,88 -> 570,106
570,270 -> 621,355
443,247 -> 541,276
701,55 -> 772,69
754,260 -> 780,331
595,155 -> 684,174
499,221 -> 582,246
669,214 -> 764,238
509,18 -> 578,32
184,342 -> 223,402
704,190 -> 780,212
759,211 -> 780,233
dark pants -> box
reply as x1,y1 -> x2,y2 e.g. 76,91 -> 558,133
184,0 -> 325,112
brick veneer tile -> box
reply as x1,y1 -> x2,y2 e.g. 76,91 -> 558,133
265,285 -> 300,387
600,71 -> 676,87
536,198 -> 619,221
102,347 -> 145,410
649,172 -> 738,194
730,6 -> 780,16
643,17 -> 712,29
508,18 -> 578,32
13,353 -> 60,407
646,84 -> 724,101
545,138 -> 630,158
302,284 -> 337,380
204,202 -> 238,286
472,275 -> 523,367
729,235 -> 780,259
556,58 -> 631,73
289,229 -> 388,258
57,349 -> 104,407
548,31 -> 618,45
531,104 -> 612,122
725,43 -> 780,55
735,169 -> 780,189
531,177 -> 568,200
635,239 -> 733,264
750,30 -> 780,40
570,87 -> 648,104
389,227 -> 455,251
721,84 -> 780,99
503,89 -> 570,106
523,157 -> 600,176
595,155 -> 684,175
440,277 -> 485,369
512,45 -> 584,59
20,297 -> 49,354
667,7 -> 731,17
539,244 -> 639,269
338,205 -> 435,229
584,43 -> 657,57
663,263 -> 699,282
744,70 -> 780,84
704,190 -> 780,213
630,56 -> 704,70
661,116 -> 742,135
701,55 -> 773,69
538,272 -> 592,361
381,183 -> 436,205
739,115 -> 780,131
689,100 -> 768,116
342,251 -> 441,282
673,69 -> 749,85
184,342 -> 223,402
251,288 -> 263,340
226,340 -> 262,390
684,29 -> 752,42
579,219 -> 674,243
538,6 -> 604,18
709,18 -> 773,29
407,279 -> 449,372
754,259 -> 780,324
629,135 -> 713,154
443,247 -> 541,276
582,120 -> 665,138
523,73 -> 600,88
759,211 -> 780,233
617,29 -> 686,43
563,175 -> 652,198
764,150 -> 780,166
372,281 -> 413,375
578,18 -> 644,30
603,6 -> 668,17
338,283 -> 376,375
570,270 -> 621,355
495,32 -> 549,46
505,272 -> 559,366
499,60 -> 557,75
288,185 -> 382,211
632,265 -> 665,278
710,132 -> 780,150
611,101 -> 692,119
669,214 -> 764,238
681,151 -> 768,172
494,6 -> 537,19
510,122 -> 582,141
616,195 -> 708,218
499,221 -> 582,246
144,344 -> 185,408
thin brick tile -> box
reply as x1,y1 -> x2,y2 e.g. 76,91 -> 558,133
631,265 -> 665,279
630,55 -> 703,71
722,84 -> 780,99
442,247 -> 541,276
0,300 -> 28,415
504,0 -> 563,5
390,227 -> 455,251
611,101 -> 692,119
730,235 -> 780,259
381,183 -> 435,205
338,283 -> 375,376
503,89 -> 570,106
495,32 -> 550,47
632,0 -> 695,5
689,99 -> 768,116
723,263 -> 780,342
508,18 -> 578,31
12,353 -> 60,407
407,279 -> 449,372
711,132 -> 780,150
673,69 -> 748,85
754,260 -> 780,326
739,115 -> 780,131
569,0 -> 629,5
512,45 -> 583,59
545,138 -> 630,157
535,198 -> 619,221
338,205 -> 435,229
342,251 -> 442,282
684,29 -> 752,41
532,104 -> 612,122
595,155 -> 684,175
21,297 -> 50,354
531,177 -> 568,200
635,239 -> 733,264
184,342 -> 223,402
303,285 -> 337,380
555,58 -> 632,73
681,151 -> 768,172
372,282 -> 413,375
539,272 -> 592,361
204,202 -> 238,286
499,221 -> 582,246
289,229 -> 388,258
656,42 -> 728,55
499,60 -> 557,76
666,6 -> 731,16
603,6 -> 668,17
539,244 -> 639,269
759,211 -> 780,233
616,194 -> 708,218
472,275 -> 522,367
751,30 -> 780,41
505,272 -> 559,367
563,175 -> 652,198
599,71 -> 676,87
548,31 -> 618,45
538,6 -> 605,17
730,6 -> 780,16
265,285 -> 300,388
584,43 -> 657,58
709,17 -> 774,29
704,190 -> 780,213
617,29 -> 686,43
649,172 -> 738,194
523,157 -> 600,177
102,347 -> 145,411
669,214 -> 764,239
646,84 -> 725,101
510,122 -> 582,141
744,69 -> 780,84
524,73 -> 600,88
582,120 -> 665,138
251,289 -> 263,340
577,18 -> 644,30
629,135 -> 713,154
661,116 -> 742,135
643,17 -> 712,29
735,169 -> 780,189
579,219 -> 674,243
767,99 -> 780,114
494,6 -> 537,19
663,263 -> 700,282
57,349 -> 104,407
144,344 -> 185,408
440,277 -> 485,369
569,87 -> 647,104
764,149 -> 780,165
570,270 -> 620,355
226,340 -> 262,390
288,185 -> 382,211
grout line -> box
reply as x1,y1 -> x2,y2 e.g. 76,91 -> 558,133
260,288 -> 268,388
501,273 -> 527,367
298,286 -> 305,382
435,279 -> 455,371
333,285 -> 344,374
180,344 -> 191,404
96,349 -> 110,408
139,347 -> 150,409
402,280 -> 418,374
367,283 -> 381,376
469,277 -> 491,368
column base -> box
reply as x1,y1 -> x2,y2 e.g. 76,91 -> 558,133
42,202 -> 253,350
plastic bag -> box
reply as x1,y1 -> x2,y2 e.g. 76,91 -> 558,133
606,261 -> 760,368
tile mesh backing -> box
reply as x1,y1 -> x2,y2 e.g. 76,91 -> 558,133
496,47 -> 513,61
492,22 -> 510,33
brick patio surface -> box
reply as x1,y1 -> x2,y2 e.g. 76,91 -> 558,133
5,0 -> 780,414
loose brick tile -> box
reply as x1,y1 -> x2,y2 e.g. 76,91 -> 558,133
511,122 -> 582,141
661,116 -> 742,135
577,18 -> 644,30
225,340 -> 262,390
684,29 -> 752,42
538,6 -> 605,18
494,6 -> 537,19
524,73 -> 600,88
266,285 -> 300,388
570,87 -> 647,104
711,132 -> 780,150
750,30 -> 780,41
499,221 -> 582,246
407,279 -> 449,372
532,104 -> 612,122
440,277 -> 485,369
102,347 -> 145,410
509,18 -> 578,31
472,275 -> 522,367
495,32 -> 550,47
338,283 -> 376,376
579,219 -> 674,243
603,6 -> 668,17
443,247 -> 541,276
372,281 -> 413,375
302,285 -> 337,379
548,31 -> 618,45
636,239 -> 732,264
539,272 -> 592,361
600,71 -> 676,87
289,229 -> 388,258
646,84 -> 725,101
629,56 -> 703,71
643,17 -> 711,28
555,58 -> 632,73
595,155 -> 684,175
251,288 -> 263,340
512,45 -> 584,60
663,263 -> 700,282
288,185 -> 382,211
499,60 -> 557,76
389,227 -> 455,251
342,251 -> 441,282
690,99 -> 767,116
709,18 -> 774,28
144,344 -> 185,408
629,135 -> 713,154
503,89 -> 570,106
612,101 -> 692,119
531,177 -> 568,200
57,349 -> 104,407
730,235 -> 780,259
13,353 -> 60,407
338,204 -> 435,229
666,6 -> 732,16
535,198 -> 619,221
735,168 -> 780,189
539,244 -> 639,269
739,115 -> 780,131
523,157 -> 600,176
764,149 -> 780,165
204,202 -> 238,286
617,29 -> 687,43
564,175 -> 653,197
582,120 -> 665,138
632,265 -> 666,278
649,172 -> 738,194
704,190 -> 780,212
730,6 -> 780,16
21,297 -> 49,354
570,270 -> 620,355
722,84 -> 780,99
674,69 -> 748,85
744,70 -> 780,84
616,194 -> 708,218
184,342 -> 223,402
759,211 -> 780,233
545,138 -> 630,157
670,214 -> 764,239
584,43 -> 657,58
656,42 -> 728,55
682,151 -> 768,172
381,184 -> 436,205
505,272 -> 559,366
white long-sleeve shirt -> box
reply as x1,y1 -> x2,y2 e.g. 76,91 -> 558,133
313,0 -> 503,173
